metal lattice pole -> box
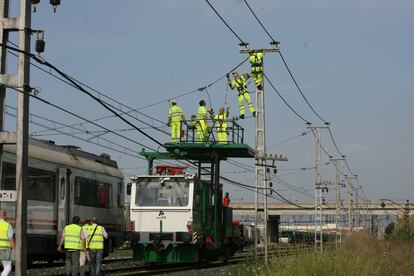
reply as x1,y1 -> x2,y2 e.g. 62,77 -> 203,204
240,44 -> 279,263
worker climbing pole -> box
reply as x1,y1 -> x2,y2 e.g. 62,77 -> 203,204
227,71 -> 255,119
248,48 -> 264,90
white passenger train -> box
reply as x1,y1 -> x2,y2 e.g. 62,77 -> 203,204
0,138 -> 125,262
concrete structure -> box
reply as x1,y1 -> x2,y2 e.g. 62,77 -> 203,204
231,202 -> 412,217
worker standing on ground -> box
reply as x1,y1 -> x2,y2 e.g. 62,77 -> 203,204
197,100 -> 210,142
79,219 -> 92,276
58,216 -> 86,276
223,193 -> 231,207
214,106 -> 230,143
87,217 -> 108,276
248,48 -> 264,90
227,72 -> 256,119
167,99 -> 186,143
0,210 -> 14,276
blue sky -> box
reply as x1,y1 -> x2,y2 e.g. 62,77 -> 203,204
4,0 -> 414,203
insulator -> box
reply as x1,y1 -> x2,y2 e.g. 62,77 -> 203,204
35,39 -> 45,54
273,168 -> 277,174
266,168 -> 270,173
31,0 -> 40,12
50,0 -> 60,12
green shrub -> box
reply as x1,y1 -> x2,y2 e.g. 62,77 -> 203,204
231,232 -> 414,276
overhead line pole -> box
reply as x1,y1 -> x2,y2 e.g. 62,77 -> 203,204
306,123 -> 330,252
331,157 -> 345,248
240,42 -> 281,263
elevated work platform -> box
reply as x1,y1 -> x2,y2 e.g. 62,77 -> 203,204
141,118 -> 254,163
140,142 -> 254,163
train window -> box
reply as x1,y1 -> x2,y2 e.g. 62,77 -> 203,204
74,177 -> 112,208
135,179 -> 189,207
1,163 -> 55,202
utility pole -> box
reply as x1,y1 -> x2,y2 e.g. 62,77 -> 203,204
306,123 -> 329,252
240,42 -> 281,263
0,0 -> 33,274
331,157 -> 344,247
346,175 -> 355,234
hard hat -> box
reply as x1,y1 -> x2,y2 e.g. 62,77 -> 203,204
171,99 -> 177,104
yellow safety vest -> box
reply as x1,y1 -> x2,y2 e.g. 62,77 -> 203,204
249,52 -> 263,72
88,224 -> 104,250
197,106 -> 208,120
168,105 -> 186,123
64,224 -> 82,251
230,76 -> 249,95
214,113 -> 228,131
0,221 -> 11,250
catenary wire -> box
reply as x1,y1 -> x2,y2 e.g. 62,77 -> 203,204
1,83 -> 158,152
5,108 -> 145,160
1,43 -> 167,149
202,1 -> 363,195
242,0 -> 328,123
267,130 -> 310,149
204,0 -> 246,45
264,73 -> 309,123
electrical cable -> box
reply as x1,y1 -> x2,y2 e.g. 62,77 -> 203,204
203,0 -> 364,200
0,42 -> 166,149
264,73 -> 309,123
1,83 -> 157,152
5,108 -> 145,160
204,0 -> 246,45
328,127 -> 345,157
267,130 -> 310,149
242,0 -> 328,123
6,43 -> 168,135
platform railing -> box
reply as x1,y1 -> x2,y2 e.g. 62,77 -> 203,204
179,118 -> 245,144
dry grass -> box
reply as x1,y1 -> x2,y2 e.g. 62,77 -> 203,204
231,232 -> 414,276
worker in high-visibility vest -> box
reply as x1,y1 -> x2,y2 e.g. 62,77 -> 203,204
214,106 -> 230,144
227,71 -> 255,119
0,210 -> 14,276
79,219 -> 92,276
167,99 -> 186,143
86,217 -> 108,276
197,100 -> 210,142
58,216 -> 86,276
248,48 -> 264,90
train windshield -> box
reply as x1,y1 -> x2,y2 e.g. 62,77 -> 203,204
135,178 -> 189,207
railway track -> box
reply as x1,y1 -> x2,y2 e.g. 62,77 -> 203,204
103,244 -> 315,275
27,244 -> 315,275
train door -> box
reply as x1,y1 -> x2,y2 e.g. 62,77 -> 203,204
57,167 -> 70,240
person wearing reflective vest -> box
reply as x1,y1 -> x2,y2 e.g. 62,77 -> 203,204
214,106 -> 230,144
79,219 -> 92,276
87,217 -> 108,276
167,99 -> 186,143
0,210 -> 14,276
58,216 -> 86,276
196,100 -> 210,142
227,72 -> 256,119
248,48 -> 264,90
